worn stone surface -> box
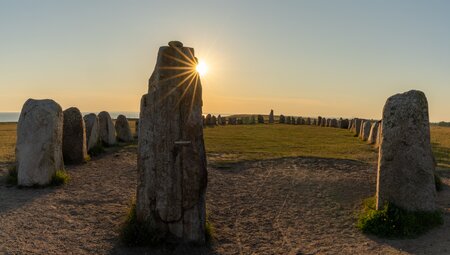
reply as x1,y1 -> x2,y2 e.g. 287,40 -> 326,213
367,121 -> 380,145
135,119 -> 139,138
16,99 -> 64,186
137,42 -> 207,243
306,118 -> 311,125
63,107 -> 88,164
317,116 -> 322,126
279,115 -> 285,124
375,121 -> 382,148
296,117 -> 302,125
115,115 -> 133,142
353,118 -> 362,136
98,111 -> 116,146
205,114 -> 212,126
330,118 -> 338,128
376,90 -> 436,211
269,110 -> 274,124
211,115 -> 217,126
84,113 -> 100,151
361,121 -> 372,141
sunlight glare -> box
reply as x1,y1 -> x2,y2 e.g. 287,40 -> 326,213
196,60 -> 208,77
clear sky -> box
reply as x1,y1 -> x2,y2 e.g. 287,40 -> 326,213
1,0 -> 449,121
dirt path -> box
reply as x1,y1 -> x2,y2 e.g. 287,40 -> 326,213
0,148 -> 449,254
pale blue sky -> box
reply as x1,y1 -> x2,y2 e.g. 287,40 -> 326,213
0,0 -> 449,121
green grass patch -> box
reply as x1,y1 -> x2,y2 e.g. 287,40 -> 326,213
50,170 -> 70,186
357,197 -> 443,238
120,199 -> 162,247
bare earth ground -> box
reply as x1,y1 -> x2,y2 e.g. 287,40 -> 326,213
1,147 -> 450,254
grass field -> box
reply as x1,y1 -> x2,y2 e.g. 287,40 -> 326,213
1,122 -> 449,168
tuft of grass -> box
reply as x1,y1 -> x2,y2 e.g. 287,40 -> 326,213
6,164 -> 17,185
120,199 -> 162,247
205,219 -> 214,244
50,169 -> 70,186
435,173 -> 443,192
357,197 -> 443,238
88,144 -> 105,157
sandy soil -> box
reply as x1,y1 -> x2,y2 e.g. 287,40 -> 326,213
0,147 -> 450,255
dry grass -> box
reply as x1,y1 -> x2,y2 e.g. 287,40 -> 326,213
0,123 -> 16,163
430,125 -> 450,169
204,124 -> 379,164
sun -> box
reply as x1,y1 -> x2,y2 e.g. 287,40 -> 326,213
196,60 -> 208,77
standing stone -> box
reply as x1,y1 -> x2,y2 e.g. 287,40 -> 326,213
115,115 -> 133,142
135,119 -> 139,138
217,115 -> 223,125
321,118 -> 327,127
205,114 -> 212,126
361,121 -> 372,141
296,117 -> 302,125
317,116 -> 322,126
98,111 -> 116,146
228,117 -> 236,125
354,118 -> 362,135
221,116 -> 227,125
376,90 -> 436,211
84,113 -> 100,151
63,107 -> 88,164
286,116 -> 291,124
367,121 -> 380,145
257,114 -> 264,124
211,115 -> 217,126
375,121 -> 382,148
137,41 -> 207,243
269,110 -> 274,124
312,119 -> 317,125
306,117 -> 311,125
330,118 -> 338,128
279,114 -> 285,124
16,99 -> 64,186
250,115 -> 256,124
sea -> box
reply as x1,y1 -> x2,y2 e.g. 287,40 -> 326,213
0,112 -> 140,123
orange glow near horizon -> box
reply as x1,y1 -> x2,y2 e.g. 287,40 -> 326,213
196,60 -> 208,77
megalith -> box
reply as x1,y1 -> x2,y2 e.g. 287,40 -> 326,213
115,115 -> 133,142
376,90 -> 436,211
84,113 -> 100,151
63,107 -> 88,164
137,41 -> 207,243
16,99 -> 64,186
361,121 -> 372,141
269,110 -> 274,124
279,114 -> 285,124
257,114 -> 264,124
98,111 -> 116,146
367,121 -> 380,145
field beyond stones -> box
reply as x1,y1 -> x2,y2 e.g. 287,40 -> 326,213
0,122 -> 450,254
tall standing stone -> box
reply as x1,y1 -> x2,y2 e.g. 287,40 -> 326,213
137,41 -> 207,243
98,111 -> 116,146
211,115 -> 217,126
205,114 -> 212,126
367,121 -> 380,145
317,116 -> 322,126
279,114 -> 285,124
269,110 -> 274,124
361,121 -> 372,141
330,118 -> 338,128
376,90 -> 436,211
84,113 -> 100,151
115,115 -> 133,142
16,99 -> 64,186
353,118 -> 362,135
63,107 -> 88,164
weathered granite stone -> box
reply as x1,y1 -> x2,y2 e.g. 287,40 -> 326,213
353,118 -> 362,135
63,107 -> 88,164
306,118 -> 311,125
330,118 -> 338,128
217,115 -> 223,125
137,42 -> 207,243
368,121 -> 380,144
279,115 -> 285,124
135,119 -> 139,138
84,113 -> 100,151
376,90 -> 436,211
296,117 -> 302,125
205,114 -> 212,126
115,115 -> 133,142
211,115 -> 217,126
375,120 -> 382,148
98,111 -> 116,146
269,110 -> 274,124
361,121 -> 372,141
317,116 -> 322,126
16,99 -> 64,186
